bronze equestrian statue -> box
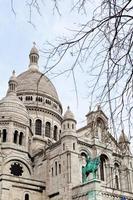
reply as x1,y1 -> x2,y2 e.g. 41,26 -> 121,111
82,156 -> 100,183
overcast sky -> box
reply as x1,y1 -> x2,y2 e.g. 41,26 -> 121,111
0,0 -> 101,129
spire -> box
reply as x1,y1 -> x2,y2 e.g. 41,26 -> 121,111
97,104 -> 101,111
119,129 -> 129,143
29,42 -> 39,71
7,70 -> 17,95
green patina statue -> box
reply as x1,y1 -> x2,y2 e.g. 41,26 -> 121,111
82,156 -> 100,183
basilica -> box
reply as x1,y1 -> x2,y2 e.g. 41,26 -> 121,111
0,45 -> 133,200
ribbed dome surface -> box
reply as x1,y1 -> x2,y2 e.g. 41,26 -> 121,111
63,106 -> 75,120
16,70 -> 59,101
0,93 -> 29,124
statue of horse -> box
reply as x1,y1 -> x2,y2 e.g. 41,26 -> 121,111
82,156 -> 100,183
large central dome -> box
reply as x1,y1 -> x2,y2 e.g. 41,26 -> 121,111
16,44 -> 59,102
16,70 -> 59,101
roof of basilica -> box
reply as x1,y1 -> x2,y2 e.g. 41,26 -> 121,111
16,69 -> 59,101
16,44 -> 60,102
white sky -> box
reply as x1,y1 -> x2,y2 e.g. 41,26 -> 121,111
0,0 -> 133,153
0,0 -> 99,128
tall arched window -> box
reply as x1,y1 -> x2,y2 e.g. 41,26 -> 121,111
29,119 -> 32,127
55,161 -> 57,176
2,129 -> 7,142
25,193 -> 29,200
59,164 -> 61,174
53,125 -> 58,141
19,132 -> 23,145
45,122 -> 51,138
81,152 -> 88,167
100,154 -> 108,181
115,175 -> 119,189
72,124 -> 74,129
35,119 -> 42,135
13,130 -> 18,144
114,163 -> 120,189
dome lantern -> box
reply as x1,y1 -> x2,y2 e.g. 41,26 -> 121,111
7,70 -> 17,95
29,42 -> 39,71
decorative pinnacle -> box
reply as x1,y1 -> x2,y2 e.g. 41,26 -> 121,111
33,41 -> 36,46
12,70 -> 15,76
97,104 -> 101,111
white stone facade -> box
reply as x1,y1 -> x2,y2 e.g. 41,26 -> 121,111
0,45 -> 133,200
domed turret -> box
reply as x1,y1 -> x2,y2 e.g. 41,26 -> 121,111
63,106 -> 76,121
61,106 -> 78,178
0,71 -> 29,125
61,106 -> 76,138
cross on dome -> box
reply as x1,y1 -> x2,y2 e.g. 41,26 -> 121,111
12,70 -> 15,77
33,41 -> 36,46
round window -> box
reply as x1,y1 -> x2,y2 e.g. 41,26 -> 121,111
10,162 -> 23,176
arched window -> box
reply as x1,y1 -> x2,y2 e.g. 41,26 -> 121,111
13,130 -> 18,144
81,152 -> 87,167
59,130 -> 61,139
52,167 -> 53,176
63,143 -> 65,150
100,154 -> 108,181
35,119 -> 42,135
67,123 -> 70,128
72,124 -> 74,129
45,122 -> 51,138
55,161 -> 57,176
115,175 -> 119,189
19,132 -> 23,145
114,163 -> 120,189
53,125 -> 58,141
81,152 -> 87,158
29,119 -> 32,127
59,164 -> 61,174
73,143 -> 75,150
25,193 -> 29,200
2,129 -> 7,142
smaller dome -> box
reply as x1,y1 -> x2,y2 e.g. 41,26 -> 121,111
30,42 -> 39,55
9,70 -> 16,81
0,95 -> 29,125
63,106 -> 75,121
119,130 -> 129,143
0,72 -> 29,125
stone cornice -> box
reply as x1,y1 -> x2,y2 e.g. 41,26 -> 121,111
77,140 -> 93,148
